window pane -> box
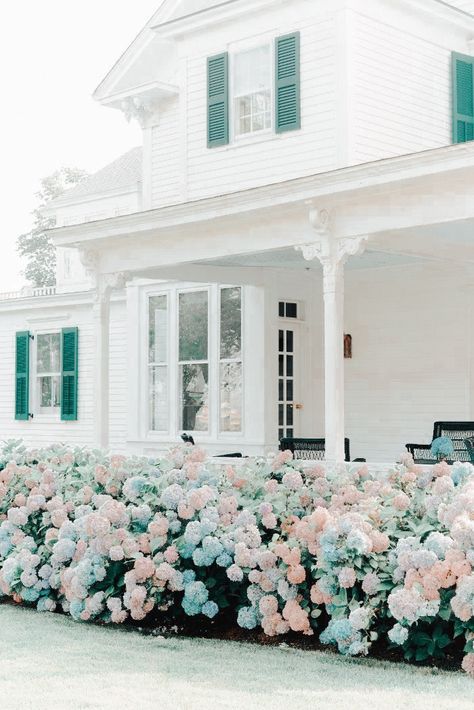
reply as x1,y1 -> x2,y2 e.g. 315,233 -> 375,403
220,362 -> 242,432
149,295 -> 167,364
37,333 -> 60,374
179,291 -> 208,361
149,366 -> 168,432
220,287 -> 241,359
234,46 -> 270,96
180,364 -> 209,431
38,375 -> 60,408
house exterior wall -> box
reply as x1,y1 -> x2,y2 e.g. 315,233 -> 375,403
348,0 -> 472,164
0,262 -> 472,461
145,0 -> 474,209
0,295 -> 126,450
345,261 -> 474,461
149,0 -> 342,208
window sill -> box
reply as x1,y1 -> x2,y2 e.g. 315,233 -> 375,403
210,129 -> 296,153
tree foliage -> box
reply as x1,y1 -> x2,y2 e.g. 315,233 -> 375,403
17,167 -> 88,287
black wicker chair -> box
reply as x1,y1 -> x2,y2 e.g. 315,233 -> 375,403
406,421 -> 474,464
464,436 -> 474,464
280,437 -> 351,462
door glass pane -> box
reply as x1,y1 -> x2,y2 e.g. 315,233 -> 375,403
180,364 -> 209,431
179,291 -> 208,361
286,330 -> 294,353
220,287 -> 241,359
149,366 -> 168,432
279,354 -> 284,377
220,362 -> 242,432
149,296 -> 167,364
286,355 -> 293,377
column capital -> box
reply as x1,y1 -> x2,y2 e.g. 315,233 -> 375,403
296,205 -> 369,266
93,272 -> 132,305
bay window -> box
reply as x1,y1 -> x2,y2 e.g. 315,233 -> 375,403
146,285 -> 243,437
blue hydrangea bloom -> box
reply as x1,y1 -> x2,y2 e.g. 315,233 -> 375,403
202,601 -> 219,619
237,606 -> 258,630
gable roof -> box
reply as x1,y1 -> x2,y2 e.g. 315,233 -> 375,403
93,1 -> 237,103
47,147 -> 142,209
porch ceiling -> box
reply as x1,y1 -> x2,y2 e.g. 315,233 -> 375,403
193,247 -> 424,271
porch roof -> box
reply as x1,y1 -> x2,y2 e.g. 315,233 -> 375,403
49,141 -> 474,276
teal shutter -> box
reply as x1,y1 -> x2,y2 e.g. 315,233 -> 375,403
61,327 -> 78,421
452,52 -> 474,143
15,331 -> 30,421
207,52 -> 229,147
275,32 -> 301,133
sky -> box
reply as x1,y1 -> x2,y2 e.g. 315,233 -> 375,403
0,1 -> 160,291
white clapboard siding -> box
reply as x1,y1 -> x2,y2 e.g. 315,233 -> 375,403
350,11 -> 452,164
344,264 -> 472,462
150,9 -> 338,207
0,302 -> 95,447
109,300 -> 128,452
150,101 -> 182,207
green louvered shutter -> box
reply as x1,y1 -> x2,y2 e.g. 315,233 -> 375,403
61,327 -> 78,421
452,52 -> 474,143
275,32 -> 301,133
207,52 -> 229,147
15,331 -> 30,421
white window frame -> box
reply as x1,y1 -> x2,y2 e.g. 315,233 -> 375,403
32,329 -> 62,419
141,284 -> 245,444
229,35 -> 274,143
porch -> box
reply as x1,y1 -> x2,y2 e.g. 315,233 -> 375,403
50,142 -> 474,462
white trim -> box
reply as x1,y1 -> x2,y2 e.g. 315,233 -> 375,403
230,39 -> 274,142
50,142 -> 474,249
31,330 -> 62,420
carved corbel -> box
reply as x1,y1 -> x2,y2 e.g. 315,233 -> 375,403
296,206 -> 369,267
94,272 -> 132,305
121,96 -> 158,129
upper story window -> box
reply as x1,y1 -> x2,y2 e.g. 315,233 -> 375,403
36,333 -> 61,413
232,45 -> 272,138
207,32 -> 300,149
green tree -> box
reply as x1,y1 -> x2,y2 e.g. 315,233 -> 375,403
17,167 -> 88,287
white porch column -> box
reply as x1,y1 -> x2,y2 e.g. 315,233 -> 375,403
298,209 -> 367,463
92,279 -> 113,451
80,249 -> 130,451
322,257 -> 345,462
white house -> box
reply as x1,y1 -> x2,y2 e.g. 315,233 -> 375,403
3,0 -> 474,463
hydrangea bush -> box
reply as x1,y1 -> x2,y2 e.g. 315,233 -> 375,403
0,441 -> 473,674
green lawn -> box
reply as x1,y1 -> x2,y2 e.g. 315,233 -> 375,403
0,604 -> 472,710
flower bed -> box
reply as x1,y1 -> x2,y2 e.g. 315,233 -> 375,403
0,442 -> 473,674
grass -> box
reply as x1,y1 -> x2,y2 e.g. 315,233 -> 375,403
0,604 -> 472,710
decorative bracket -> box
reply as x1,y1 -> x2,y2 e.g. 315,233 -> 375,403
296,207 -> 368,267
121,96 -> 158,128
94,272 -> 132,305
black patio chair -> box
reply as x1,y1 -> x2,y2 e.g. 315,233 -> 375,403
406,421 -> 474,464
464,436 -> 474,464
280,437 -> 352,462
